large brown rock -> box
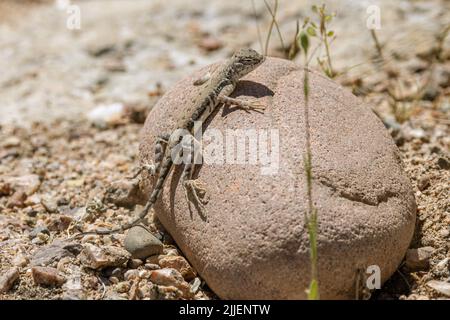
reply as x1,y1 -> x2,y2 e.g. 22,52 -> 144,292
138,57 -> 416,299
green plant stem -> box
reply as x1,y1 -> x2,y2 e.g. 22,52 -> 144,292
370,29 -> 384,63
263,0 -> 285,55
302,67 -> 319,300
323,35 -> 335,77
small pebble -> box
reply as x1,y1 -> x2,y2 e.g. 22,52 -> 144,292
404,128 -> 426,141
435,258 -> 449,270
79,244 -> 130,270
30,240 -> 76,267
429,145 -> 441,154
56,257 -> 72,273
109,276 -> 120,284
149,268 -> 184,287
41,197 -> 58,213
6,190 -> 27,208
124,269 -> 139,281
29,225 -> 50,239
46,215 -> 73,231
81,234 -> 97,244
437,157 -> 449,170
149,268 -> 195,298
124,226 -> 163,259
87,103 -> 125,128
427,280 -> 450,297
0,267 -> 20,293
1,136 -> 21,148
62,274 -> 86,300
4,174 -> 41,196
111,268 -> 122,278
158,255 -> 197,281
440,228 -> 450,238
128,259 -> 143,269
145,255 -> 161,265
405,247 -> 434,271
190,277 -> 201,294
103,236 -> 113,246
144,263 -> 160,270
62,289 -> 87,300
129,280 -> 140,300
31,266 -> 65,287
422,84 -> 439,101
115,281 -> 130,294
417,175 -> 430,191
31,235 -> 47,245
103,290 -> 128,300
138,270 -> 151,279
12,254 -> 29,268
57,197 -> 70,206
163,248 -> 179,256
138,282 -> 156,299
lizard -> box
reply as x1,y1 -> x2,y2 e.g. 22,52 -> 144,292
71,48 -> 265,237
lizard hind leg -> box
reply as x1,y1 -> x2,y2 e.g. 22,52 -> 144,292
181,135 -> 208,218
153,133 -> 171,174
128,133 -> 170,179
184,179 -> 208,219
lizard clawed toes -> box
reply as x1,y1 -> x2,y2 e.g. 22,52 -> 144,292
127,163 -> 156,180
248,101 -> 266,111
143,163 -> 157,175
238,100 -> 266,113
183,179 -> 208,207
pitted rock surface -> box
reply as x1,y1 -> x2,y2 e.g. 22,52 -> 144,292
138,57 -> 416,299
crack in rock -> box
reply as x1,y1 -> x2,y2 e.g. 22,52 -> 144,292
318,177 -> 398,206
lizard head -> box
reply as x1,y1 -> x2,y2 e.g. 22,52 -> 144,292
230,48 -> 265,80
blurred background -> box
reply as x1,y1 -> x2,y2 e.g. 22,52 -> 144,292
0,0 -> 448,125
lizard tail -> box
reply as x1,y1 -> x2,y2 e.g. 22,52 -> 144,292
69,158 -> 173,238
119,157 -> 173,230
119,179 -> 164,231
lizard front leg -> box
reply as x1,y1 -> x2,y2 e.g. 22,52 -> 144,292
218,84 -> 265,113
218,95 -> 265,113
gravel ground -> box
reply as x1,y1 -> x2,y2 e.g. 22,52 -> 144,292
0,0 -> 449,300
